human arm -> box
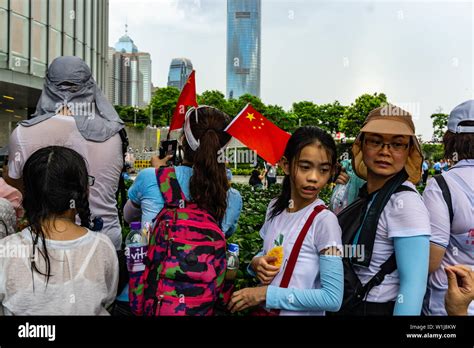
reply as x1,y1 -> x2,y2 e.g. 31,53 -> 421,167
220,188 -> 243,238
445,265 -> 474,316
102,239 -> 120,310
229,254 -> 343,313
123,199 -> 141,224
393,235 -> 430,315
422,178 -> 450,273
5,129 -> 25,194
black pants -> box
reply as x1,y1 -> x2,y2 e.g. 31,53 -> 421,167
267,176 -> 276,187
422,170 -> 429,185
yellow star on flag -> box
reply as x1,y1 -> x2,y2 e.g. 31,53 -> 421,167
246,112 -> 255,122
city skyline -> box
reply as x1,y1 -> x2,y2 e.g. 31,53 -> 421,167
109,0 -> 473,140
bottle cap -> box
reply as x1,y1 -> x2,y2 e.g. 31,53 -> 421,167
228,243 -> 239,253
130,221 -> 141,230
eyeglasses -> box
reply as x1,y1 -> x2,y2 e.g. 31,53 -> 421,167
88,175 -> 95,186
364,139 -> 409,153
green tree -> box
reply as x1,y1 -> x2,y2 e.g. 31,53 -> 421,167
148,86 -> 180,126
198,90 -> 228,111
430,111 -> 449,140
292,101 -> 319,127
339,93 -> 387,137
264,104 -> 288,129
315,101 -> 347,134
114,105 -> 148,125
234,94 -> 266,115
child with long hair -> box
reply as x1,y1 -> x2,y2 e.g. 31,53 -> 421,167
120,106 -> 242,315
0,146 -> 118,315
228,126 -> 343,315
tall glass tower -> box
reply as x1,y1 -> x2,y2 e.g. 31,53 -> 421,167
167,58 -> 193,91
226,0 -> 261,100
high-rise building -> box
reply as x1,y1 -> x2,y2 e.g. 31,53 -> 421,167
0,0 -> 109,147
109,26 -> 152,107
167,58 -> 193,91
226,0 -> 261,100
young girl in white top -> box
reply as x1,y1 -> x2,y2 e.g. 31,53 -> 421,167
228,126 -> 343,316
0,146 -> 118,315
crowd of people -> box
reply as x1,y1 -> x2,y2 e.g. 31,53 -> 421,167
0,56 -> 472,316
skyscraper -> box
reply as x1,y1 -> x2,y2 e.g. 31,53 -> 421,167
226,0 -> 261,100
167,58 -> 193,91
109,26 -> 152,107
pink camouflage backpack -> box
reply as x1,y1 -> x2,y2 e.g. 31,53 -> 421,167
129,167 -> 229,316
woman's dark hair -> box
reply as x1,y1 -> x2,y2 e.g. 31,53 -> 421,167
249,169 -> 262,186
182,107 -> 232,222
443,121 -> 474,161
22,146 -> 91,285
269,126 -> 337,220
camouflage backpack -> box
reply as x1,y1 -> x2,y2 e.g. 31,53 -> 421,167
129,167 -> 228,316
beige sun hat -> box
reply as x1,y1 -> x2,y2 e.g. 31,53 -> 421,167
351,103 -> 423,184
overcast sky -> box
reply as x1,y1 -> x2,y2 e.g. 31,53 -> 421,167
109,0 -> 473,140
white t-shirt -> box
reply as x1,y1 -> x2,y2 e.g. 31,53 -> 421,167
260,198 -> 342,316
422,159 -> 474,315
8,116 -> 123,249
352,181 -> 431,303
0,228 -> 118,315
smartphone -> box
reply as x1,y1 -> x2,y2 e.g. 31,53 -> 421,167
159,140 -> 178,166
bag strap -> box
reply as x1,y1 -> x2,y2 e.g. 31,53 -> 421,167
433,175 -> 454,225
156,167 -> 186,207
279,205 -> 327,288
117,128 -> 129,248
358,253 -> 397,300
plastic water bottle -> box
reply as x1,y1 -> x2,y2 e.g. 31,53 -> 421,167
225,243 -> 239,280
125,222 -> 148,273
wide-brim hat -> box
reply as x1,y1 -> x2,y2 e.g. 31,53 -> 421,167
351,104 -> 423,184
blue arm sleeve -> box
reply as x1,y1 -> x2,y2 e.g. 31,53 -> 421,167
247,250 -> 265,277
221,188 -> 243,238
265,255 -> 343,312
393,235 -> 430,316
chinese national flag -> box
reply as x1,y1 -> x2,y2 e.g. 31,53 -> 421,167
225,104 -> 291,165
169,70 -> 198,131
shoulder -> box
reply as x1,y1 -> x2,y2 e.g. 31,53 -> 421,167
227,187 -> 242,201
388,181 -> 425,209
135,168 -> 157,183
91,231 -> 118,255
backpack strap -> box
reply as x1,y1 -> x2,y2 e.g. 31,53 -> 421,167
279,205 -> 327,288
156,167 -> 186,207
433,175 -> 454,225
358,253 -> 397,301
116,128 -> 129,247
354,186 -> 416,301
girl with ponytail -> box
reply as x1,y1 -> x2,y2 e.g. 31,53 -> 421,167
228,126 -> 344,316
124,106 -> 242,235
0,146 -> 118,315
120,106 -> 243,314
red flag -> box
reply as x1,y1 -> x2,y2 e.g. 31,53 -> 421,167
169,70 -> 198,131
225,104 -> 291,165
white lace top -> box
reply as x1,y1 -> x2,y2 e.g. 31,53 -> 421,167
0,228 -> 118,315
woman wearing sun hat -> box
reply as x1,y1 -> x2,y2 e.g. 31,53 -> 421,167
423,100 -> 474,316
339,104 -> 431,315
